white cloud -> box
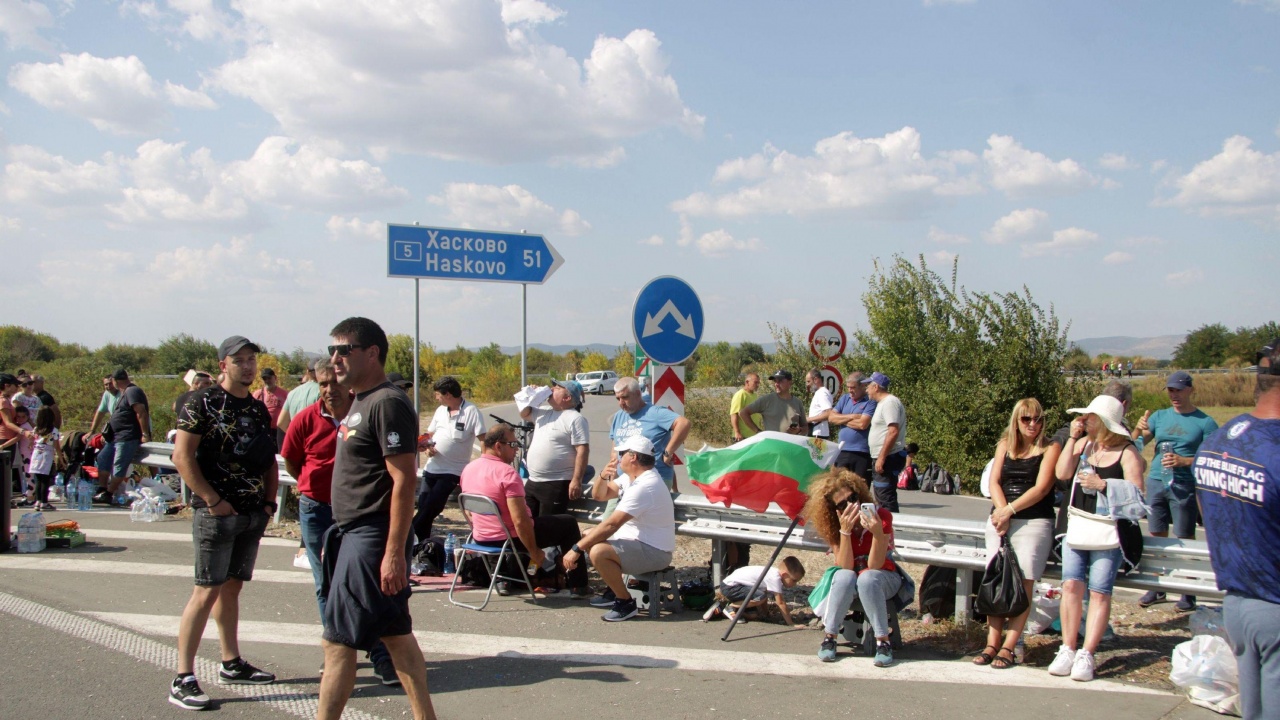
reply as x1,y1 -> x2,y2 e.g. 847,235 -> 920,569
38,247 -> 141,294
927,225 -> 969,245
638,234 -> 664,246
169,0 -> 243,41
677,227 -> 762,258
210,1 -> 701,165
428,183 -> 590,236
0,0 -> 55,50
672,126 -> 982,218
1161,135 -> 1280,218
1021,227 -> 1099,258
984,207 -> 1048,244
1166,268 -> 1205,286
929,249 -> 957,264
109,140 -> 253,224
984,134 -> 1096,197
148,236 -> 316,292
1098,153 -> 1135,171
326,215 -> 385,243
230,137 -> 407,212
1102,251 -> 1133,265
2,144 -> 123,207
8,53 -> 214,134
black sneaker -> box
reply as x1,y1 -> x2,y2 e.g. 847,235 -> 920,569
589,588 -> 618,608
371,655 -> 401,687
602,598 -> 639,622
169,675 -> 210,711
92,489 -> 113,505
218,657 -> 275,685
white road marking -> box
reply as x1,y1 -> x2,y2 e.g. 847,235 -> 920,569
0,556 -> 313,583
8,526 -> 299,547
0,591 -> 389,720
89,611 -> 1165,695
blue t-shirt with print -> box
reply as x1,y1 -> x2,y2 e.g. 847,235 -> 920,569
1148,407 -> 1219,485
833,394 -> 877,453
610,403 -> 679,483
1194,414 -> 1280,604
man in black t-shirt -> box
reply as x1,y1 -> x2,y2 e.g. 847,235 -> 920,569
99,368 -> 151,503
167,336 -> 279,711
31,375 -> 60,428
318,317 -> 437,720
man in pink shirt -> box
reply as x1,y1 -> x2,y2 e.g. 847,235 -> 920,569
459,423 -> 590,596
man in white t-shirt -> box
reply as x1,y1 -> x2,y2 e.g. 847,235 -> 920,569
805,369 -> 834,440
564,436 -> 675,622
518,379 -> 590,517
864,371 -> 908,513
412,376 -> 485,542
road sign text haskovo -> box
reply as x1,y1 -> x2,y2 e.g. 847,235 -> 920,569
632,276 -> 704,366
387,224 -> 563,284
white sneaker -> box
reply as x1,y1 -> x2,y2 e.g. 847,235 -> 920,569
1070,650 -> 1095,682
1047,645 -> 1076,676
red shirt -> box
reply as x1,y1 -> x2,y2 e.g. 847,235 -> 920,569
253,386 -> 289,429
848,508 -> 897,574
280,401 -> 339,504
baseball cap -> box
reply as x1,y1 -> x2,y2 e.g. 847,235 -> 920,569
260,368 -> 276,379
769,369 -> 793,381
386,371 -> 413,389
859,371 -> 891,389
1165,370 -> 1193,390
552,378 -> 584,405
614,435 -> 656,456
218,335 -> 260,360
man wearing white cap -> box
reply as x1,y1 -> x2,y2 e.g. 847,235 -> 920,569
564,435 -> 675,622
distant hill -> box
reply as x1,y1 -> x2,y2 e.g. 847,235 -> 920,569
492,343 -> 622,356
1071,335 -> 1184,360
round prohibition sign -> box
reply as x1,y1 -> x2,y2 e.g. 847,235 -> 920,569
820,365 -> 844,399
808,320 -> 847,362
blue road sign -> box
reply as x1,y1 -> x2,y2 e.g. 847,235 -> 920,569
387,224 -> 564,284
632,276 -> 704,366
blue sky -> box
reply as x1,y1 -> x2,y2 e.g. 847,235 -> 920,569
1,0 -> 1277,355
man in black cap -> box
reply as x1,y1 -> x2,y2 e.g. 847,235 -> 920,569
98,367 -> 151,503
1133,370 -> 1219,611
168,335 -> 279,710
738,369 -> 804,435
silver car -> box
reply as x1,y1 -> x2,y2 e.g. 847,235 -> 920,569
576,370 -> 619,395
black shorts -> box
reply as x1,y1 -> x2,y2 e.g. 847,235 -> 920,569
193,508 -> 268,587
321,519 -> 414,651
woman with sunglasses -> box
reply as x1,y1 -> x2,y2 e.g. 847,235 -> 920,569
1049,395 -> 1144,682
802,468 -> 901,667
974,399 -> 1061,669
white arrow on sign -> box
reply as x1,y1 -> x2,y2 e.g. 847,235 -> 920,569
642,299 -> 697,339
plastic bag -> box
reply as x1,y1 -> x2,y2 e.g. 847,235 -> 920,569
975,536 -> 1029,618
1170,635 -> 1240,716
1025,582 -> 1061,635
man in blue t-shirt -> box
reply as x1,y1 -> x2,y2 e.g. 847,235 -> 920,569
1134,370 -> 1220,611
1194,339 -> 1280,720
601,377 -> 690,490
827,372 -> 877,480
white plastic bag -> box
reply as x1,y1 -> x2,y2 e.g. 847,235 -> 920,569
1170,635 -> 1240,716
138,475 -> 179,501
1025,582 -> 1061,635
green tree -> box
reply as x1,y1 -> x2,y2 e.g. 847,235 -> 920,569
1173,323 -> 1232,368
738,341 -> 767,367
0,326 -> 61,368
150,333 -> 218,374
1226,321 -> 1280,367
580,351 -> 610,372
95,343 -> 155,373
852,255 -> 1085,489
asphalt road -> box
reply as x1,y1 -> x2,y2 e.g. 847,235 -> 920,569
3,499 -> 1216,719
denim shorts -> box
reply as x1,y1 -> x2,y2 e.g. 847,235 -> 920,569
112,439 -> 142,478
192,507 -> 269,586
1145,477 -> 1198,538
1061,541 -> 1122,595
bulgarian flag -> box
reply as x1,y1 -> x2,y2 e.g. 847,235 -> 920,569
686,432 -> 839,520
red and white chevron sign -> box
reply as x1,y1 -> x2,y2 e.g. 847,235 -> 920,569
653,364 -> 685,465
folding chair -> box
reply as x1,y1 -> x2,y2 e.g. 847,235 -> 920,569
448,493 -> 539,610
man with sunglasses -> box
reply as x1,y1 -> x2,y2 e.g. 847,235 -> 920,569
1133,370 -> 1219,612
318,318 -> 437,720
1194,339 -> 1280,720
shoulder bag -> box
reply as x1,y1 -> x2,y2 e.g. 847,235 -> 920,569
1063,453 -> 1120,551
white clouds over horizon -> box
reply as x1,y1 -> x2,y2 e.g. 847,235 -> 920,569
984,207 -> 1048,244
1021,227 -> 1099,258
0,0 -> 56,51
8,52 -> 215,134
428,182 -> 590,236
1162,135 -> 1280,221
984,135 -> 1096,197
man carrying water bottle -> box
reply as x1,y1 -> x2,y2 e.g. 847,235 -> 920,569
1133,370 -> 1219,611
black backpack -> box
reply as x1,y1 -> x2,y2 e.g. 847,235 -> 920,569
412,537 -> 445,577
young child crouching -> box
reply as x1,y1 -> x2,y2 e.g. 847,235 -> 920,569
703,556 -> 805,627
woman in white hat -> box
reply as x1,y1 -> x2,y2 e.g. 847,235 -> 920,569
1048,395 -> 1144,682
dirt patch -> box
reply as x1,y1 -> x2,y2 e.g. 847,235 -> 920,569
266,507 -> 1197,691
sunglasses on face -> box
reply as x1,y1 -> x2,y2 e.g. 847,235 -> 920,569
327,343 -> 368,357
1020,416 -> 1043,424
831,497 -> 852,513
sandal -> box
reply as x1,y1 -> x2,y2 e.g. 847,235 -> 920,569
972,645 -> 998,666
992,647 -> 1017,669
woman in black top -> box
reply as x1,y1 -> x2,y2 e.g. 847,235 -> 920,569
974,398 -> 1061,669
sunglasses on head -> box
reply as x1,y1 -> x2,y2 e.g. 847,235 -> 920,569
327,343 -> 368,357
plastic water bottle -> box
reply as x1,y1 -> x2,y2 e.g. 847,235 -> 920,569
17,512 -> 46,553
443,533 -> 457,574
78,479 -> 94,511
53,473 -> 65,502
1157,441 -> 1175,482
64,478 -> 76,508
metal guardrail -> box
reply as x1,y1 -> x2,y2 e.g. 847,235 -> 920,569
136,442 -> 297,523
133,443 -> 1219,624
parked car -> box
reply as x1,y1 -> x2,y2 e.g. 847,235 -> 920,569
577,370 -> 619,395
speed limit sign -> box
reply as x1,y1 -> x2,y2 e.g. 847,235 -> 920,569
819,365 -> 843,398
809,321 -> 846,363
